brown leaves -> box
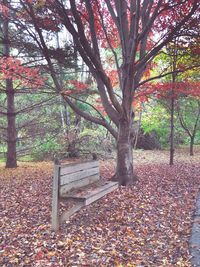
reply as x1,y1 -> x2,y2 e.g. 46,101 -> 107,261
0,151 -> 200,266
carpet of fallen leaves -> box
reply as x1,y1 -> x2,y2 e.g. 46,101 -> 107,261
0,148 -> 200,267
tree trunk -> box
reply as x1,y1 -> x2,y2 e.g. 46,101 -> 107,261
6,80 -> 17,168
169,96 -> 175,165
112,119 -> 137,185
168,40 -> 178,166
3,0 -> 17,168
190,136 -> 194,156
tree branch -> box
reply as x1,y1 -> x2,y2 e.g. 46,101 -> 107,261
61,92 -> 118,138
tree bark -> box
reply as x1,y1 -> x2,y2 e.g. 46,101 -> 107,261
112,119 -> 137,185
190,136 -> 194,156
3,0 -> 17,168
169,40 -> 178,166
169,96 -> 175,165
6,80 -> 17,168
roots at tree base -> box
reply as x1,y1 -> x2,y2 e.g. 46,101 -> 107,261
111,172 -> 138,186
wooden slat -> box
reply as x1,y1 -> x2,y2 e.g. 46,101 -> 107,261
60,167 -> 99,186
60,201 -> 85,223
62,181 -> 118,204
85,182 -> 118,205
60,174 -> 99,196
60,182 -> 118,222
60,161 -> 99,176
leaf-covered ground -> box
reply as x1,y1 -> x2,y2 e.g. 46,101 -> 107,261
0,149 -> 200,266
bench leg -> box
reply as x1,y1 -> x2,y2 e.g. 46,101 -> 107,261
60,201 -> 85,223
52,165 -> 60,231
52,199 -> 60,231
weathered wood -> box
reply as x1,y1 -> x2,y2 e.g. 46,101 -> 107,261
63,181 -> 118,204
51,160 -> 118,231
85,182 -> 118,205
60,166 -> 99,185
60,174 -> 99,196
51,164 -> 60,231
60,201 -> 85,223
60,160 -> 99,176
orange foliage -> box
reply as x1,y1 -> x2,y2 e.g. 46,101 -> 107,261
0,57 -> 45,88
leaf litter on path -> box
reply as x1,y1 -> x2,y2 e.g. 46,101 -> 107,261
0,149 -> 200,266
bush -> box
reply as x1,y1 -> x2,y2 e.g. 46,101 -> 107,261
32,137 -> 62,161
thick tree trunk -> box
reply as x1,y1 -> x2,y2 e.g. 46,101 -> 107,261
190,136 -> 194,156
6,80 -> 17,168
112,119 -> 137,186
3,0 -> 17,168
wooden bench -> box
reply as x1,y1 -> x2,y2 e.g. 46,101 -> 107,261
51,160 -> 118,230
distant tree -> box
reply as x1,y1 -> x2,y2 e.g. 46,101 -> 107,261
136,32 -> 200,163
177,97 -> 200,156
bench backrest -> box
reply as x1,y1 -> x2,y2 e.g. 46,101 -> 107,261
56,161 -> 100,196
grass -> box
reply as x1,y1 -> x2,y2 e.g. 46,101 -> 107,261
0,155 -> 34,166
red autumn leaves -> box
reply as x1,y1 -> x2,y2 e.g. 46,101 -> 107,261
0,57 -> 45,88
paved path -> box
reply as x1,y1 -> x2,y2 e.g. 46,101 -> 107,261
190,192 -> 200,267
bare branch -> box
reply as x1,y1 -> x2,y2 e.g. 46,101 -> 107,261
61,92 -> 118,138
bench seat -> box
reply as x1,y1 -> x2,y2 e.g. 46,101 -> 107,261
62,180 -> 118,205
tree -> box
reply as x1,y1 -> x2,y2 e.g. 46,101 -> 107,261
10,0 -> 200,184
177,97 -> 200,156
168,41 -> 178,165
0,9 -> 44,166
166,28 -> 200,164
136,30 -> 200,163
176,43 -> 200,156
1,0 -> 17,167
0,1 -> 76,166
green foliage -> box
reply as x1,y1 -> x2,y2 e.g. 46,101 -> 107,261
140,95 -> 200,149
32,136 -> 62,161
141,102 -> 170,147
176,97 -> 200,145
